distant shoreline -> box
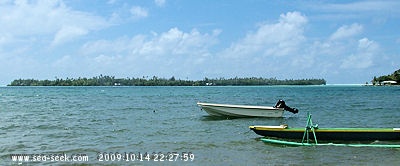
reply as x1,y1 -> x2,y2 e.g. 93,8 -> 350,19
7,75 -> 326,86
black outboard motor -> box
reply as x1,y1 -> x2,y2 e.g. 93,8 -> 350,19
274,99 -> 299,114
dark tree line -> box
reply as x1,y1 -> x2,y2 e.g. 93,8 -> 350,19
8,75 -> 326,86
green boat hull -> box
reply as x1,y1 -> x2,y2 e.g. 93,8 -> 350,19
250,126 -> 400,141
261,138 -> 400,148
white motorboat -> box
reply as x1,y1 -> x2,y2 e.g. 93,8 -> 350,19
197,100 -> 298,118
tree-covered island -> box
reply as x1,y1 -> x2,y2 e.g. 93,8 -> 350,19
8,75 -> 326,86
371,69 -> 400,85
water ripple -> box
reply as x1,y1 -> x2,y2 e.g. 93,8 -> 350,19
1,86 -> 400,165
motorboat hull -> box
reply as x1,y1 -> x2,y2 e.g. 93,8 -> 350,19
197,102 -> 284,118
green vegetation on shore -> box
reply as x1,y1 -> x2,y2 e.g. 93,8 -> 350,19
8,75 -> 326,86
371,69 -> 400,85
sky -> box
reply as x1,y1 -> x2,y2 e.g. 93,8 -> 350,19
0,0 -> 399,85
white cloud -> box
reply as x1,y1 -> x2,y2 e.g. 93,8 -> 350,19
340,38 -> 379,69
0,0 -> 109,45
139,28 -> 219,56
1,0 -> 61,36
199,11 -> 314,79
82,27 -> 219,57
222,11 -> 307,59
0,1 -> 395,86
130,6 -> 148,19
107,0 -> 117,5
320,1 -> 400,13
52,26 -> 88,46
81,35 -> 146,56
305,1 -> 400,23
155,0 -> 166,7
330,23 -> 363,40
94,54 -> 123,65
0,0 -> 110,84
77,27 -> 219,78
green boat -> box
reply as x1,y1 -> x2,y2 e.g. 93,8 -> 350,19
249,125 -> 400,141
250,113 -> 400,147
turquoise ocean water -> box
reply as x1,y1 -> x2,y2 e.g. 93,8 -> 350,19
1,86 -> 400,165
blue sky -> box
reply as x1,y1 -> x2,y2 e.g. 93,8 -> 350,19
1,0 -> 399,85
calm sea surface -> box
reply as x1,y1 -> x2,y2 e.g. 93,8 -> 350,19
1,86 -> 400,165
